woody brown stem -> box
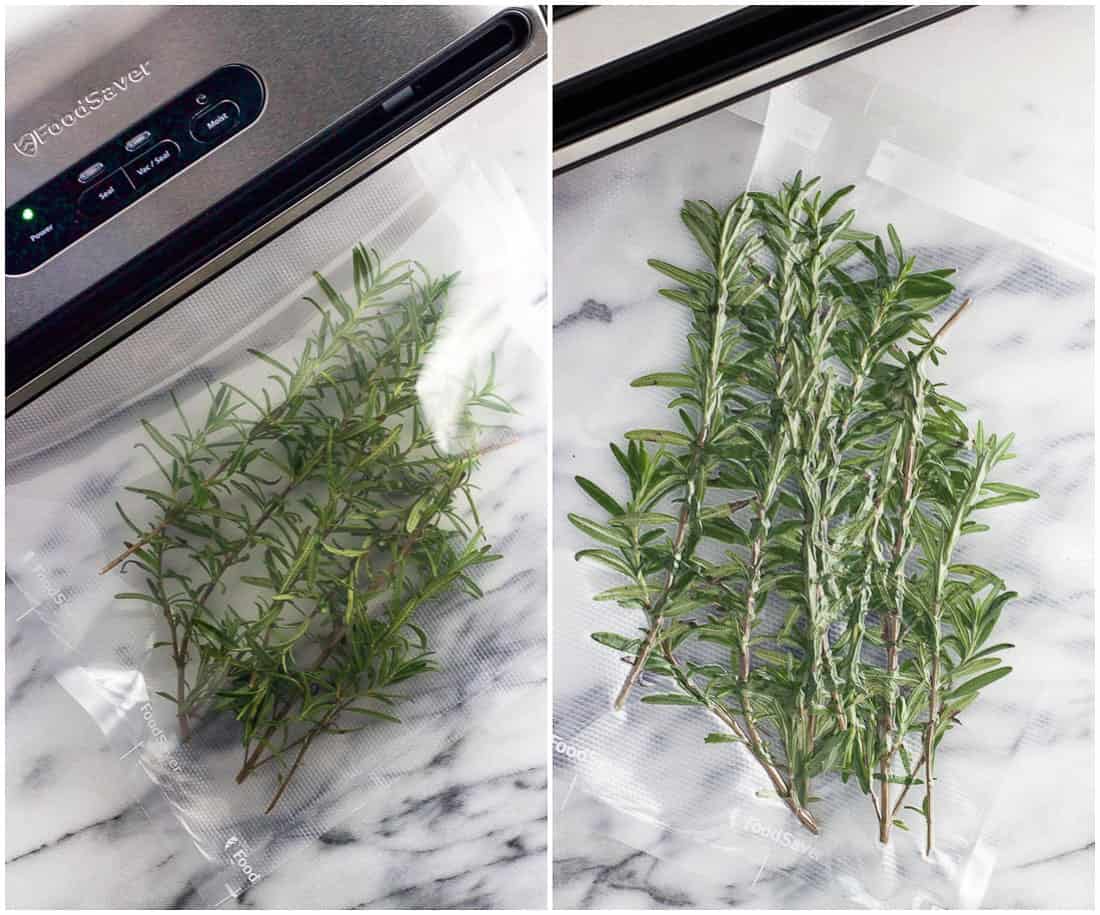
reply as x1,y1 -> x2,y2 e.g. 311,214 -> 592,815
103,520 -> 170,575
929,297 -> 971,348
175,659 -> 191,741
662,644 -> 819,834
263,703 -> 344,814
614,613 -> 665,710
264,733 -> 313,814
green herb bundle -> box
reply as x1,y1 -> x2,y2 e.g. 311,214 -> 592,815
573,175 -> 1037,850
106,247 -> 503,812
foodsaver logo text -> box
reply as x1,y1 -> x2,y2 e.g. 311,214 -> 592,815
732,810 -> 821,862
13,61 -> 152,158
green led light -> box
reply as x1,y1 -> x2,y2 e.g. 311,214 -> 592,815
20,207 -> 34,222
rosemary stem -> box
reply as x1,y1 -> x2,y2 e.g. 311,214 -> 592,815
175,656 -> 191,741
662,644 -> 819,834
103,519 -> 170,575
928,296 -> 972,349
710,574 -> 797,814
924,651 -> 940,855
878,296 -> 972,841
181,406 -> 392,731
163,603 -> 191,741
879,433 -> 915,840
235,520 -> 433,785
822,635 -> 848,731
263,703 -> 342,814
103,426 -> 272,575
613,614 -> 665,710
732,236 -> 797,775
615,263 -> 732,709
100,272 -> 412,576
739,516 -> 764,683
732,485 -> 839,812
891,747 -> 927,819
145,545 -> 192,741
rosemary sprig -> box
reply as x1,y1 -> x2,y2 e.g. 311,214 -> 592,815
110,247 -> 504,811
101,251 -> 414,575
607,198 -> 761,709
576,174 -> 1038,846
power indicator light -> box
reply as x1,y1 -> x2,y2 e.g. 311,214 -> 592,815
20,207 -> 34,222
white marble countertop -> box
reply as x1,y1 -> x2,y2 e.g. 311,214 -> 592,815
5,57 -> 548,909
552,5 -> 1093,909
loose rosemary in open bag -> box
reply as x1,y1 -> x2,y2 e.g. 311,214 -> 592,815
106,247 -> 503,812
574,175 -> 1038,850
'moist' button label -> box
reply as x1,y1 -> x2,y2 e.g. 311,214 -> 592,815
190,100 -> 241,143
124,140 -> 182,190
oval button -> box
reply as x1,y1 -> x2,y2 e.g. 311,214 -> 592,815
77,161 -> 106,184
124,129 -> 153,153
190,100 -> 241,143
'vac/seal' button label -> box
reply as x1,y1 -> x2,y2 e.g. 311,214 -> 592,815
124,140 -> 182,191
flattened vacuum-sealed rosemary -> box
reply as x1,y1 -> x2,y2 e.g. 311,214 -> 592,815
573,175 -> 1038,850
106,247 -> 503,812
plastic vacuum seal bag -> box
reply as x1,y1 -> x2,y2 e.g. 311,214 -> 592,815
553,7 -> 1092,908
7,136 -> 547,905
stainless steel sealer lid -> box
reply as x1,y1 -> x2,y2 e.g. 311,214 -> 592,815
6,5 -> 546,414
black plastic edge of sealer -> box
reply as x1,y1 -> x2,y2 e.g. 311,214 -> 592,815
553,6 -> 903,150
553,6 -> 972,171
552,6 -> 590,22
7,9 -> 534,412
553,4 -> 983,173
